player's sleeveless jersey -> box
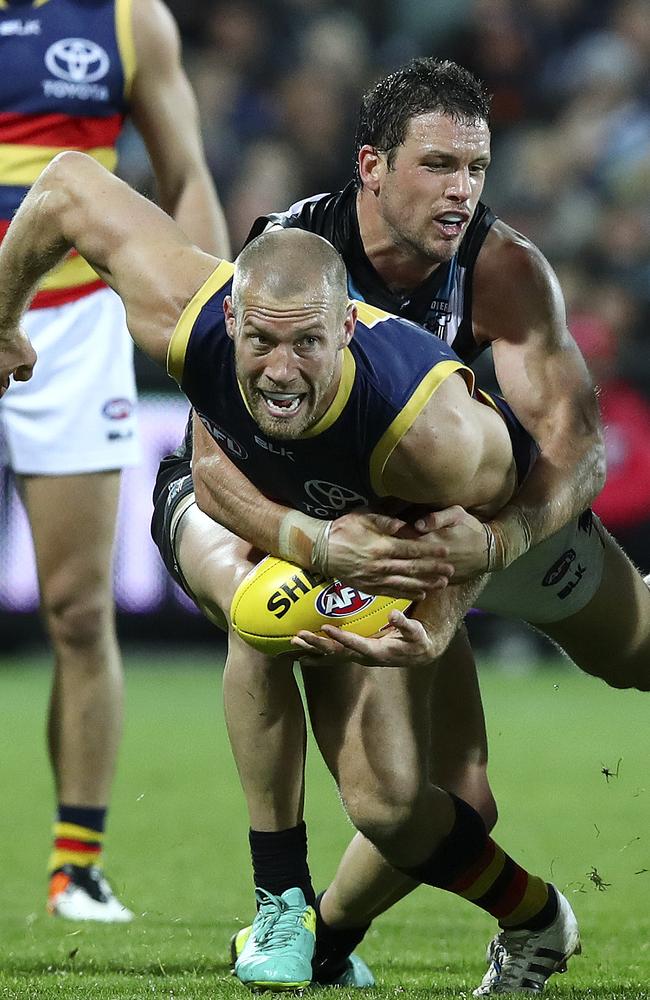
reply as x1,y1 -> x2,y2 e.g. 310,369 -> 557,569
0,0 -> 135,308
247,184 -> 496,365
166,262 -> 536,519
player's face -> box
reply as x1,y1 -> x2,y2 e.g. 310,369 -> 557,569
229,297 -> 349,439
375,112 -> 490,264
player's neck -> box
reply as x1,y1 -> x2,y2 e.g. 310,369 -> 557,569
356,188 -> 440,295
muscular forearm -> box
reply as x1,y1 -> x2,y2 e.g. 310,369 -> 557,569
488,427 -> 605,569
162,167 -> 231,259
191,414 -> 453,599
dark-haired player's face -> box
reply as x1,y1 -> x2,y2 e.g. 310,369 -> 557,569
377,112 -> 490,264
226,294 -> 353,440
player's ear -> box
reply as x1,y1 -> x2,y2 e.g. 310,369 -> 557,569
358,146 -> 384,191
223,296 -> 237,340
342,302 -> 357,346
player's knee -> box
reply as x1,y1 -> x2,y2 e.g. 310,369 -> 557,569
44,588 -> 114,653
341,773 -> 426,847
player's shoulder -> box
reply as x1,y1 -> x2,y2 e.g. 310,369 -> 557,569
477,219 -> 555,288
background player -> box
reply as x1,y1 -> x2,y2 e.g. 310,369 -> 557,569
0,0 -> 229,921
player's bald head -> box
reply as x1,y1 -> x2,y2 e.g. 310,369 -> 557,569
232,229 -> 349,320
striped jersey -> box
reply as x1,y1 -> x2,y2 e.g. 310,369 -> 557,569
0,0 -> 135,308
166,262 -> 537,519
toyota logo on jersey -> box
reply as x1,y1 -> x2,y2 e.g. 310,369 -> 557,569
45,38 -> 110,83
315,583 -> 375,618
304,480 -> 367,513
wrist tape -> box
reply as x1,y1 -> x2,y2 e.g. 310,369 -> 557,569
484,506 -> 532,572
278,511 -> 332,575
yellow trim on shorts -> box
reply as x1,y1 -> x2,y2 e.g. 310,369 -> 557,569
0,144 -> 117,186
166,259 -> 235,384
115,0 -> 137,101
369,360 -> 475,496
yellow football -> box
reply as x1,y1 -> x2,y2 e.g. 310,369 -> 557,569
230,555 -> 411,655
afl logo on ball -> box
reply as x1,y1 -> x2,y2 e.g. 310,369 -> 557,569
316,583 -> 375,618
102,398 -> 133,420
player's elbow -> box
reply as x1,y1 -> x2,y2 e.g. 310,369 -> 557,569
36,152 -> 96,230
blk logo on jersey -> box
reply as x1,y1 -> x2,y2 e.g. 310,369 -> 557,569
43,38 -> 110,101
316,583 -> 374,618
0,19 -> 41,36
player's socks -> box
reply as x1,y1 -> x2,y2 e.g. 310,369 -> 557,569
401,794 -> 558,931
312,891 -> 370,984
249,821 -> 316,904
48,804 -> 106,874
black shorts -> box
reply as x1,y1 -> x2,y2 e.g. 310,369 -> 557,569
151,451 -> 196,599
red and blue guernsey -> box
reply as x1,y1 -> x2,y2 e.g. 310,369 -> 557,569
0,0 -> 135,308
167,262 -> 538,519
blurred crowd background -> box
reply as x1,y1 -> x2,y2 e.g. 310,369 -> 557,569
3,0 -> 650,655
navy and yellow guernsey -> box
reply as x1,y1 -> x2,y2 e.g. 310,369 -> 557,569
0,0 -> 135,308
167,262 -> 537,520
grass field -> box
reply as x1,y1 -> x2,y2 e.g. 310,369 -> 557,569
1,651 -> 649,999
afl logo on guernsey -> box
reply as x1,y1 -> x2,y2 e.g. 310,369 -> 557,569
43,39 -> 110,101
102,398 -> 133,420
315,583 -> 375,618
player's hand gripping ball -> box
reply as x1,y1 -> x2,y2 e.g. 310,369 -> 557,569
231,555 -> 412,655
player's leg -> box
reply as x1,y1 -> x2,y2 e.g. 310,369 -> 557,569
541,526 -> 650,691
5,288 -> 139,922
319,627 -> 496,930
22,470 -> 132,922
172,499 -> 317,991
302,651 -> 578,994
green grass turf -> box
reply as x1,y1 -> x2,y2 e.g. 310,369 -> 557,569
0,651 -> 649,999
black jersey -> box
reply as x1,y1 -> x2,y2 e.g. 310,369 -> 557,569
247,183 -> 496,365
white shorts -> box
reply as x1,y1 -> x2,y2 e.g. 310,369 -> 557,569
0,287 -> 140,475
477,510 -> 606,624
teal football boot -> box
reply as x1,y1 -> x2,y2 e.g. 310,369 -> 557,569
234,887 -> 315,992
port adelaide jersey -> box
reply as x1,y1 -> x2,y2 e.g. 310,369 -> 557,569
166,262 -> 536,521
247,184 -> 497,365
0,0 -> 135,308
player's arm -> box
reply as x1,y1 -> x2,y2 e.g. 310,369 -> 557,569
293,373 -> 515,666
191,411 -> 454,600
129,0 -> 231,257
414,225 -> 605,577
0,152 -> 218,376
476,226 -> 604,565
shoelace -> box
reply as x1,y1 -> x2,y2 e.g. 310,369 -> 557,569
253,889 -> 302,948
485,930 -> 548,988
